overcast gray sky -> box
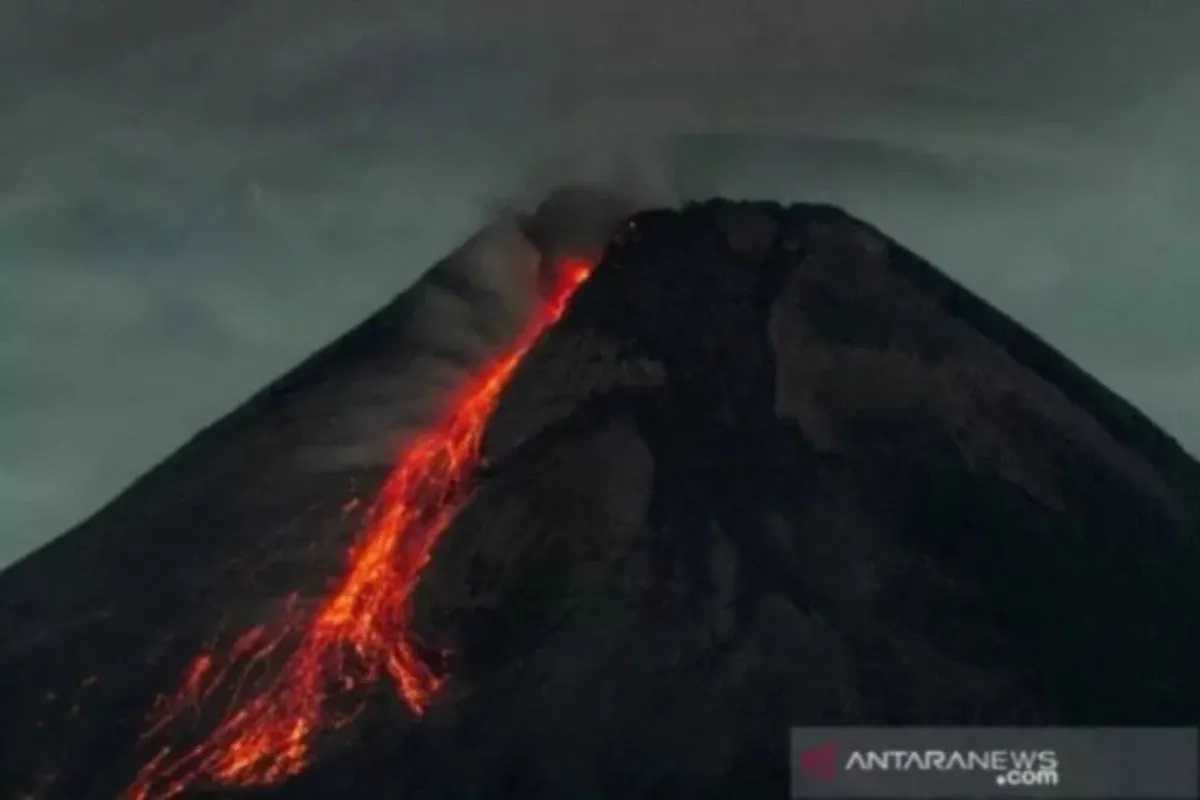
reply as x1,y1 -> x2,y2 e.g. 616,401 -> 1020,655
2,1 -> 1197,566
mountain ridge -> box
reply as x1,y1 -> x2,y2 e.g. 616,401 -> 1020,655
1,199 -> 1196,800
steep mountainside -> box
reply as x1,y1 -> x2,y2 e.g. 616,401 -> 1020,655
1,200 -> 1197,800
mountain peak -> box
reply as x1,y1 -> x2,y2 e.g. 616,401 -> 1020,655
2,199 -> 1197,799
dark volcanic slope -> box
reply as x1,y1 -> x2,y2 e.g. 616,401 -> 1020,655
2,201 -> 1198,800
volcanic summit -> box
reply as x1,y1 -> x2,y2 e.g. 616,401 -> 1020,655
1,199 -> 1198,799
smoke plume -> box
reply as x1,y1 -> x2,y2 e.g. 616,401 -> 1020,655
299,186 -> 635,473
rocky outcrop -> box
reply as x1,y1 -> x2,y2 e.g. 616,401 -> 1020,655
1,201 -> 1197,799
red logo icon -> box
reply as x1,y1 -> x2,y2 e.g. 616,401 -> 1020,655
799,741 -> 841,783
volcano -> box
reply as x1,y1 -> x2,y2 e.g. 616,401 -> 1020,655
2,199 -> 1198,800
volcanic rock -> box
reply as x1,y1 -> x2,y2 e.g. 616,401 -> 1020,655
1,200 -> 1197,799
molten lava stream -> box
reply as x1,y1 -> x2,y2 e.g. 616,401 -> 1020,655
127,257 -> 595,800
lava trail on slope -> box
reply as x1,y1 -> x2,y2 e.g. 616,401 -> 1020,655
125,256 -> 595,800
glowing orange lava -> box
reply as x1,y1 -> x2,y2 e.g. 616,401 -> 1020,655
127,257 -> 595,800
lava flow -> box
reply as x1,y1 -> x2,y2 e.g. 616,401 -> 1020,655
126,256 -> 595,800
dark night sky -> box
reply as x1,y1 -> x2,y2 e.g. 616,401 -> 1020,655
2,1 -> 1197,565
